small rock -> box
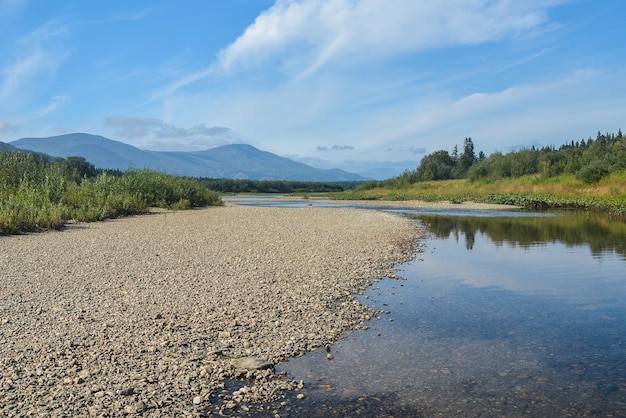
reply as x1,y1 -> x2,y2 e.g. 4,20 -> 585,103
119,387 -> 135,396
193,396 -> 203,405
231,357 -> 273,370
297,393 -> 305,400
326,354 -> 334,361
135,401 -> 146,413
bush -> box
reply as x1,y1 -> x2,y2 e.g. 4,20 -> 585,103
0,152 -> 222,235
577,161 -> 609,184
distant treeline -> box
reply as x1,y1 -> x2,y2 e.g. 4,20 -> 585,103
360,130 -> 625,189
198,178 -> 356,193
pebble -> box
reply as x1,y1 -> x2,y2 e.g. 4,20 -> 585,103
0,205 -> 423,416
231,357 -> 273,370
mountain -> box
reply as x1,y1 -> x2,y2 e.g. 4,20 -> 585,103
0,141 -> 17,151
9,133 -> 366,181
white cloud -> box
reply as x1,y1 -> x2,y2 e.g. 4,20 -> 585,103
33,95 -> 70,118
383,67 -> 626,154
316,144 -> 354,151
0,119 -> 16,133
218,0 -> 562,78
0,19 -> 69,106
104,116 -> 241,151
105,116 -> 234,138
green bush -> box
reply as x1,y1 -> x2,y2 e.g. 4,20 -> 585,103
577,161 -> 609,184
0,152 -> 222,235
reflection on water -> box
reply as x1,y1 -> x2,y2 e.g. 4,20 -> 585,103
271,210 -> 626,417
416,210 -> 626,259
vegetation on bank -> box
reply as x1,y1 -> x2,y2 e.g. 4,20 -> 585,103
333,131 -> 626,217
198,178 -> 352,193
0,151 -> 222,235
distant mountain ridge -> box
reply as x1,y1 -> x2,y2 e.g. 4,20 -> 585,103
0,141 -> 17,151
9,133 -> 366,181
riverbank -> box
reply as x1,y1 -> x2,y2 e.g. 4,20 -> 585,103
0,204 -> 423,416
331,173 -> 626,217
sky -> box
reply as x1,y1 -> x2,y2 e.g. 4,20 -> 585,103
1,0 -> 625,177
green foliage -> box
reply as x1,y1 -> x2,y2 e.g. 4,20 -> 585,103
577,161 -> 610,184
121,170 -> 221,208
0,151 -> 222,235
466,131 -> 624,183
377,130 -> 624,189
199,178 -> 347,193
415,150 -> 456,181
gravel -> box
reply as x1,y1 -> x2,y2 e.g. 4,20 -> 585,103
0,204 -> 423,416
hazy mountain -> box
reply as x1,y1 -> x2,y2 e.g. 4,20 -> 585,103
10,133 -> 367,181
0,141 -> 17,151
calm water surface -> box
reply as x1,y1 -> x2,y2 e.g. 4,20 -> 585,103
232,199 -> 626,416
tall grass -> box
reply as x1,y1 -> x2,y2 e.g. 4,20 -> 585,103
331,171 -> 626,217
0,151 -> 222,235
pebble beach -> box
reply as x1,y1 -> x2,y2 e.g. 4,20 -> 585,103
0,204 -> 424,416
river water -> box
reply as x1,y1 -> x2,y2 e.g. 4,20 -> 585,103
229,198 -> 626,417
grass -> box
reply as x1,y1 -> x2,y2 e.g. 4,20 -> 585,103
331,171 -> 626,217
1,151 -> 222,235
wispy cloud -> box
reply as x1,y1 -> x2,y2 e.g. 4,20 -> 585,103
32,95 -> 70,118
217,0 -> 562,78
106,8 -> 152,22
408,147 -> 427,154
0,19 -> 69,106
149,0 -> 567,103
0,119 -> 16,134
105,116 -> 234,139
316,144 -> 354,151
104,116 -> 242,151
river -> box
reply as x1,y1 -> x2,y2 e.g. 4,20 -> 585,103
229,198 -> 626,417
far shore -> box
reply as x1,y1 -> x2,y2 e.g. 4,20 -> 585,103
227,194 -> 522,211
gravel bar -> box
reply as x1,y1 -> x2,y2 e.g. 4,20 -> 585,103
0,205 -> 424,416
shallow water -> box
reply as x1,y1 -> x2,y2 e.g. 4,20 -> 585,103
228,199 -> 626,416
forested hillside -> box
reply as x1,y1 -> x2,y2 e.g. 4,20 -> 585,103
362,130 -> 625,189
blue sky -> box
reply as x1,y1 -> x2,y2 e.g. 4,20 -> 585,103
1,0 -> 625,176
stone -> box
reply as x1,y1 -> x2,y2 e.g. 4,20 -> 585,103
231,356 -> 273,371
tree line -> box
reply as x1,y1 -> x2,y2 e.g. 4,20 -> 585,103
360,130 -> 625,189
197,178 -> 349,194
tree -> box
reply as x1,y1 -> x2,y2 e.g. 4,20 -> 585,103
62,156 -> 97,180
416,150 -> 456,181
458,137 -> 476,174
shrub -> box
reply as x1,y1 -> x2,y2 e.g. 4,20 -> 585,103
578,161 -> 609,184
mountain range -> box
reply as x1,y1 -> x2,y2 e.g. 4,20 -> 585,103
3,133 -> 367,182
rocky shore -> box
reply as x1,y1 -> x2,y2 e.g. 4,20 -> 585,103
0,204 -> 424,416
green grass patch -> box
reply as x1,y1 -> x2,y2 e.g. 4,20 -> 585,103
1,151 -> 223,235
330,173 -> 626,217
